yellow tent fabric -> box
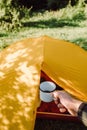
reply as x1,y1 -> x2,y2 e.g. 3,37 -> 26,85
0,37 -> 43,130
42,36 -> 87,102
0,35 -> 87,130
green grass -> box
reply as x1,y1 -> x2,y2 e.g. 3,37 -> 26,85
0,5 -> 87,51
0,5 -> 87,129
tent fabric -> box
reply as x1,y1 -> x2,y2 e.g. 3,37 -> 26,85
0,37 -> 43,130
0,35 -> 87,130
42,36 -> 87,102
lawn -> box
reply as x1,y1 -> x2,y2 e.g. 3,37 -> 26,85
0,5 -> 87,51
0,4 -> 87,130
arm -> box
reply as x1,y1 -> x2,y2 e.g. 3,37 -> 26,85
78,103 -> 87,127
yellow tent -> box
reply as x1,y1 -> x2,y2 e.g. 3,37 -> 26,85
0,36 -> 87,130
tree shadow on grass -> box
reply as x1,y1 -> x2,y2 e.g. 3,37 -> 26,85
71,38 -> 87,51
0,43 -> 9,50
0,33 -> 8,37
22,18 -> 80,28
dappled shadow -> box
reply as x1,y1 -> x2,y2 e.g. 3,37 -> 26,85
22,18 -> 80,28
0,37 -> 43,130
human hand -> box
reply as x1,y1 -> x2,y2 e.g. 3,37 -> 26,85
52,90 -> 82,116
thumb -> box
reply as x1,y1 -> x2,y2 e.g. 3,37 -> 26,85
51,91 -> 60,104
52,90 -> 59,99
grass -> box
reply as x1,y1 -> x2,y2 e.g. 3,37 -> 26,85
0,4 -> 87,130
0,4 -> 87,50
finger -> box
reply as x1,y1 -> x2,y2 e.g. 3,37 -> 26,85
51,91 -> 60,104
54,98 -> 59,105
57,103 -> 67,113
52,90 -> 59,99
59,108 -> 67,113
57,103 -> 64,108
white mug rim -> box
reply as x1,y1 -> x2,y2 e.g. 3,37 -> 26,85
40,81 -> 56,93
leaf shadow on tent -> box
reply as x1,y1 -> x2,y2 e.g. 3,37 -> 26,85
0,38 -> 43,130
